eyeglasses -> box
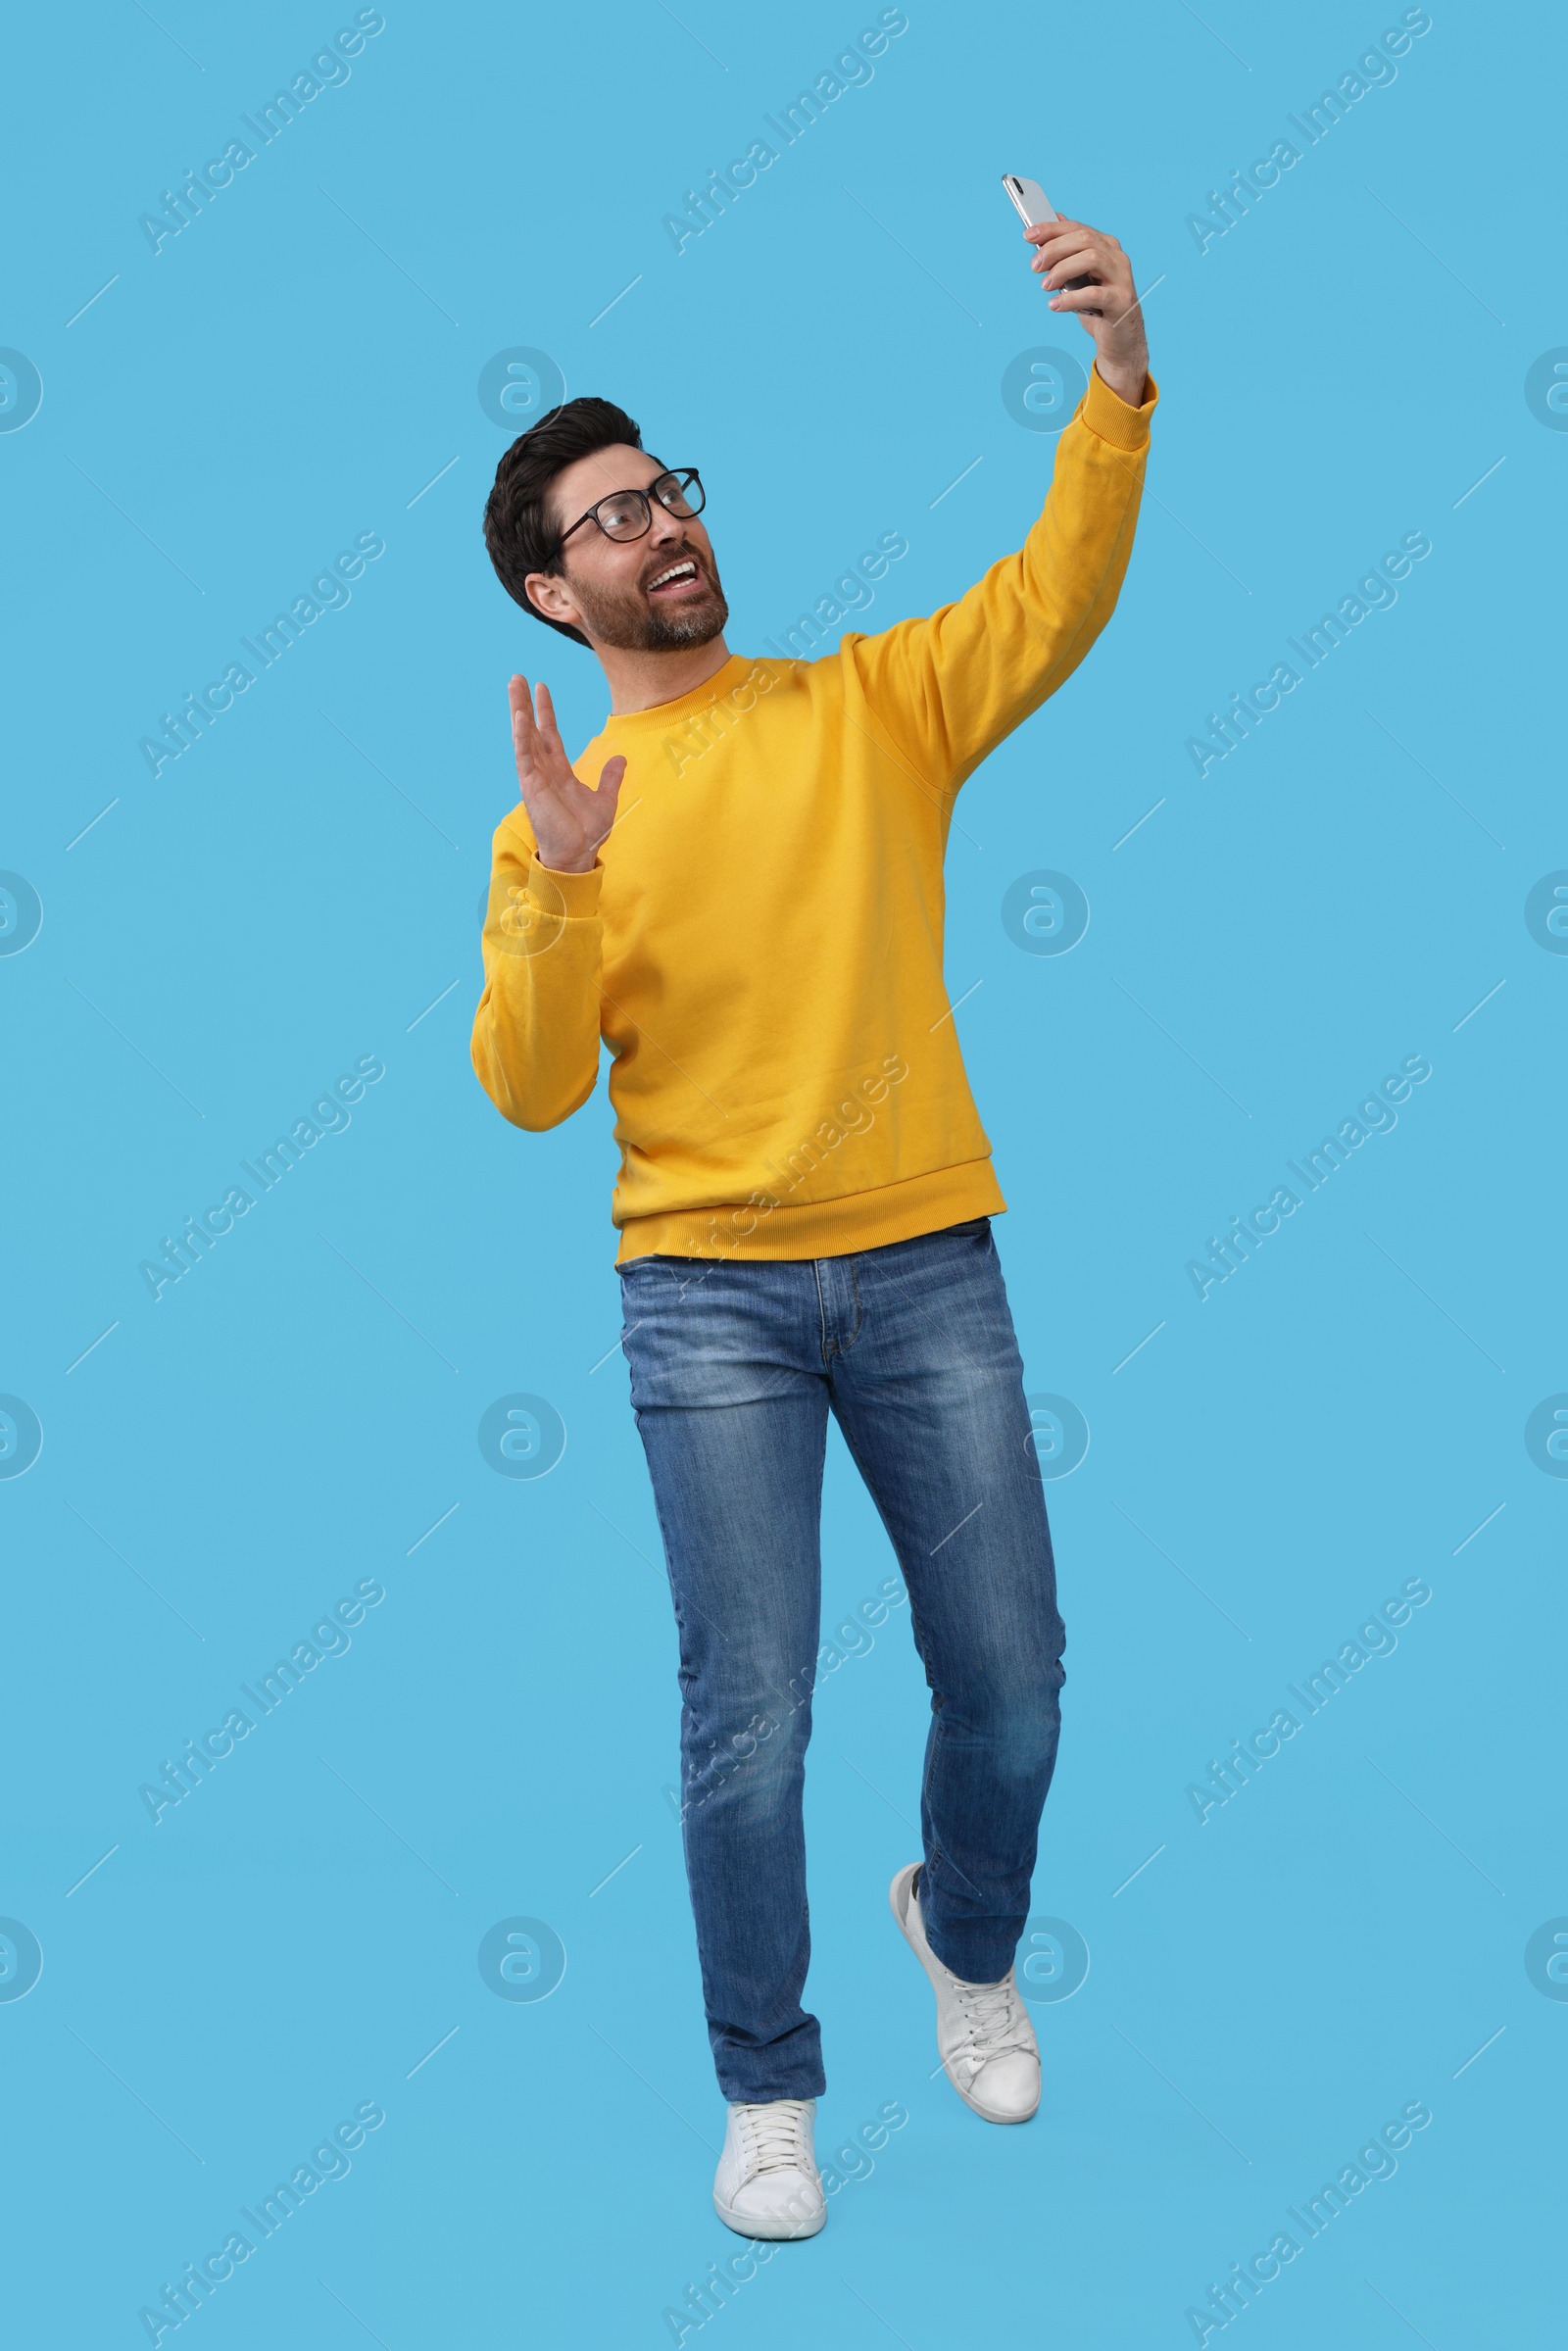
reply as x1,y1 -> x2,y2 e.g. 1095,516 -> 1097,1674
555,467 -> 706,555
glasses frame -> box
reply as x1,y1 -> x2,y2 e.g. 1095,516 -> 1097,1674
553,467 -> 705,560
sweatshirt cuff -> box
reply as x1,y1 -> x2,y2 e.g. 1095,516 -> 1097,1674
1080,363 -> 1158,453
529,854 -> 604,917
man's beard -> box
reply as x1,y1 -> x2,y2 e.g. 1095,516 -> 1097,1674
567,542 -> 730,652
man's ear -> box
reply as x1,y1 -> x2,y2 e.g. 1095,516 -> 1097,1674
524,569 -> 580,629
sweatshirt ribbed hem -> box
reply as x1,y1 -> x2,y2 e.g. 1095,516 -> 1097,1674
615,1158 -> 1007,1264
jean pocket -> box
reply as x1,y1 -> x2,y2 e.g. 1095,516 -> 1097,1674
617,1253 -> 689,1305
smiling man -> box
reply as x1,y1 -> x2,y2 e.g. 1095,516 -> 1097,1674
473,213 -> 1154,2239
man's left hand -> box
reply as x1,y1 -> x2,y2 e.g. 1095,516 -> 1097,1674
1023,218 -> 1149,409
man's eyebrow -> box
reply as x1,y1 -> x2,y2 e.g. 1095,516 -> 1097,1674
586,452 -> 663,492
549,453 -> 666,536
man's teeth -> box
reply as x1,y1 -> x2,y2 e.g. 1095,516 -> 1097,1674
649,561 -> 698,589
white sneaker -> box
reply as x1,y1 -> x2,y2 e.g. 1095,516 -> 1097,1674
890,1861 -> 1040,2123
712,2098 -> 826,2239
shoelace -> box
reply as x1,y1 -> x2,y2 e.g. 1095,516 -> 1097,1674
948,1976 -> 1034,2075
735,2099 -> 812,2177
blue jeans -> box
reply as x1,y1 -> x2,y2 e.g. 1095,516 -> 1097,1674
618,1218 -> 1066,2104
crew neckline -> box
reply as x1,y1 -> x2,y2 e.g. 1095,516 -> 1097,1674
601,653 -> 754,728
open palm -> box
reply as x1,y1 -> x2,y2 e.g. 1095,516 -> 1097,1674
509,674 -> 625,874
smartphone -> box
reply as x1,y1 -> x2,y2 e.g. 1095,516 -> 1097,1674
1002,174 -> 1090,289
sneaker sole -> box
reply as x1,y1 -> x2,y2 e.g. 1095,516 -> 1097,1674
712,2188 -> 826,2240
889,1864 -> 1041,2126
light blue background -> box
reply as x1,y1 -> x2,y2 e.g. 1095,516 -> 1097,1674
3,2 -> 1563,2342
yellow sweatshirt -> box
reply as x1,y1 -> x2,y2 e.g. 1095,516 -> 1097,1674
472,364 -> 1156,1264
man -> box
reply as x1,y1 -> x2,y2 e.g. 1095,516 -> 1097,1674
473,211 -> 1153,2239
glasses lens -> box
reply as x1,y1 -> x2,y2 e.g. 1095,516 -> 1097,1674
655,469 -> 704,519
596,490 -> 652,541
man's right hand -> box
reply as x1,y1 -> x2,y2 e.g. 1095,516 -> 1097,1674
509,674 -> 626,874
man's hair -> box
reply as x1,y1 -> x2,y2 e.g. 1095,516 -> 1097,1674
483,396 -> 646,649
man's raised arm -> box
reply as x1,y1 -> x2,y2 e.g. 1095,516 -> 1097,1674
846,215 -> 1155,799
470,677 -> 624,1132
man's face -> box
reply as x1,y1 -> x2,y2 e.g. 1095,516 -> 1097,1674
525,443 -> 728,652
